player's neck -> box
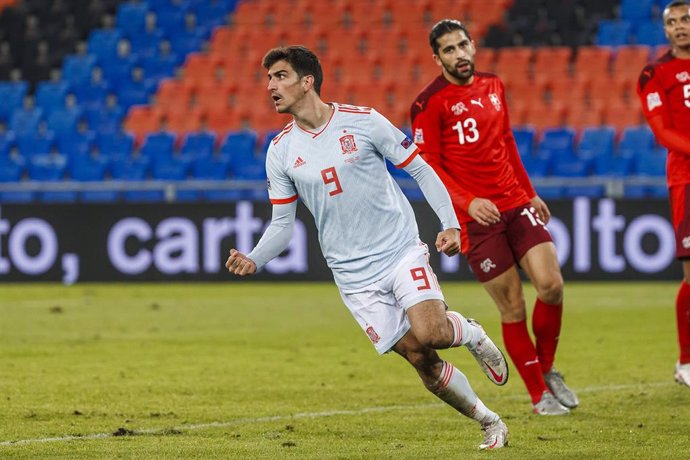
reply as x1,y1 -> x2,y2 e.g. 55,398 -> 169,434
443,70 -> 474,86
672,44 -> 690,59
292,96 -> 333,130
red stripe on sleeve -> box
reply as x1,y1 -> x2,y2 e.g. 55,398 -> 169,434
395,149 -> 420,168
270,195 -> 298,205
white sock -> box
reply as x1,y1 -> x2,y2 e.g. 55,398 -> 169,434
429,361 -> 499,425
446,311 -> 477,348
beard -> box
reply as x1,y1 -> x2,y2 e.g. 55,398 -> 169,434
444,61 -> 475,83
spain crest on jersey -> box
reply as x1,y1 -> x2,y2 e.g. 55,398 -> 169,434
339,134 -> 358,154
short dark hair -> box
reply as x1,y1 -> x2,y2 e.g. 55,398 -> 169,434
262,45 -> 323,95
429,19 -> 472,54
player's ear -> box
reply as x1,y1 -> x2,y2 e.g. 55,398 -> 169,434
303,74 -> 314,92
432,53 -> 442,67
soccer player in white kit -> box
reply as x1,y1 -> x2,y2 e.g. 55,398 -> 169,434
226,46 -> 509,449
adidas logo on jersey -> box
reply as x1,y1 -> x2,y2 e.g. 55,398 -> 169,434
293,156 -> 306,168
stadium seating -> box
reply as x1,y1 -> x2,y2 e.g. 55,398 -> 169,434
0,0 -> 673,202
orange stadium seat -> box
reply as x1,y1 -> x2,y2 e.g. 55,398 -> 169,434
183,53 -> 225,85
612,45 -> 652,80
389,0 -> 429,28
508,100 -> 530,126
155,79 -> 194,112
195,81 -> 234,112
588,76 -> 629,107
565,101 -> 605,130
495,47 -> 533,83
429,0 -> 469,26
474,47 -> 496,73
205,108 -> 240,138
505,77 -> 548,108
548,78 -> 588,107
164,107 -> 204,137
232,1 -> 268,28
573,46 -> 612,78
533,47 -> 572,81
124,106 -> 163,146
602,102 -> 645,133
523,101 -> 567,131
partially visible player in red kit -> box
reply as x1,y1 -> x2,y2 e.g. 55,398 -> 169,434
637,1 -> 690,387
411,19 -> 578,414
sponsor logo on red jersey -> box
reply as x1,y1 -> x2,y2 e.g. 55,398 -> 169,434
677,71 -> 690,83
339,134 -> 358,154
414,128 -> 424,144
451,101 -> 468,115
489,93 -> 501,111
647,92 -> 662,111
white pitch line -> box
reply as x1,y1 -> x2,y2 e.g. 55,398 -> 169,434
0,380 -> 678,447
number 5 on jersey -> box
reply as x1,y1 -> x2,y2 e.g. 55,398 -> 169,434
321,167 -> 343,196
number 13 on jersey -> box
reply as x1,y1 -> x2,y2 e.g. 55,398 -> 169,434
452,118 -> 479,144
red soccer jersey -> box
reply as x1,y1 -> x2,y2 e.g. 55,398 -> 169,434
410,73 -> 535,224
637,51 -> 690,187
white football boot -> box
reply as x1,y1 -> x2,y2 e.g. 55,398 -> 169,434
674,362 -> 690,387
533,391 -> 570,415
465,319 -> 509,386
543,367 -> 579,408
479,418 -> 509,450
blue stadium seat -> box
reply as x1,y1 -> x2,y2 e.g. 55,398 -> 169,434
534,185 -> 563,200
597,20 -> 633,46
28,154 -> 68,181
87,29 -> 123,62
634,148 -> 666,176
624,185 -> 650,198
116,79 -> 157,110
520,155 -> 550,177
648,184 -> 668,197
101,56 -> 138,89
35,81 -> 70,114
192,154 -> 231,179
635,20 -> 667,46
539,127 -> 576,155
57,131 -> 96,158
0,154 -> 25,182
180,132 -> 216,159
551,158 -> 590,177
0,191 -> 35,203
116,2 -> 149,39
17,131 -> 56,159
563,185 -> 606,198
0,82 -> 28,122
86,106 -> 126,136
70,154 -> 116,202
0,131 -> 16,156
156,9 -> 186,36
193,1 -> 233,33
621,0 -> 655,23
129,28 -> 165,61
62,55 -> 97,86
141,131 -> 176,162
142,53 -> 178,80
97,131 -> 134,159
47,108 -> 82,138
578,126 -> 615,160
619,125 -> 655,151
169,30 -> 205,56
9,107 -> 43,136
513,127 -> 535,157
221,130 -> 258,160
152,157 -> 190,180
74,80 -> 111,112
593,154 -> 634,176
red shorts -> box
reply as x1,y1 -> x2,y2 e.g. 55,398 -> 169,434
460,203 -> 553,282
669,184 -> 690,260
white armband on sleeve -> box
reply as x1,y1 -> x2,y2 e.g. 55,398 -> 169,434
403,155 -> 461,230
247,201 -> 298,270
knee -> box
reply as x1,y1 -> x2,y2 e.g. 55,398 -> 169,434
536,276 -> 564,305
415,329 -> 452,350
398,346 -> 442,377
498,298 -> 527,322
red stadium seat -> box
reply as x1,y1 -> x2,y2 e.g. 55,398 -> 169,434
573,46 -> 612,79
495,47 -> 533,83
195,80 -> 234,112
474,47 -> 497,73
505,77 -> 548,108
164,107 -> 204,137
548,78 -> 588,107
612,45 -> 652,80
124,106 -> 163,146
602,102 -> 645,133
155,79 -> 194,112
565,101 -> 605,130
523,101 -> 567,131
533,47 -> 572,80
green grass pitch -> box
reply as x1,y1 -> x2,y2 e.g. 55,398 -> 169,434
1,282 -> 689,459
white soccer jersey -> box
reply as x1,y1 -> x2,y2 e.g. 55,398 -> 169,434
266,103 -> 421,289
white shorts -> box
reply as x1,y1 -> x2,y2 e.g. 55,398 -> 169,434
338,241 -> 444,355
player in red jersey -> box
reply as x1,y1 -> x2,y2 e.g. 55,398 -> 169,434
637,1 -> 690,387
411,19 -> 578,414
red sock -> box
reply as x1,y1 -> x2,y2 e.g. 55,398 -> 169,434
502,320 -> 548,404
677,282 -> 690,364
532,298 -> 563,374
